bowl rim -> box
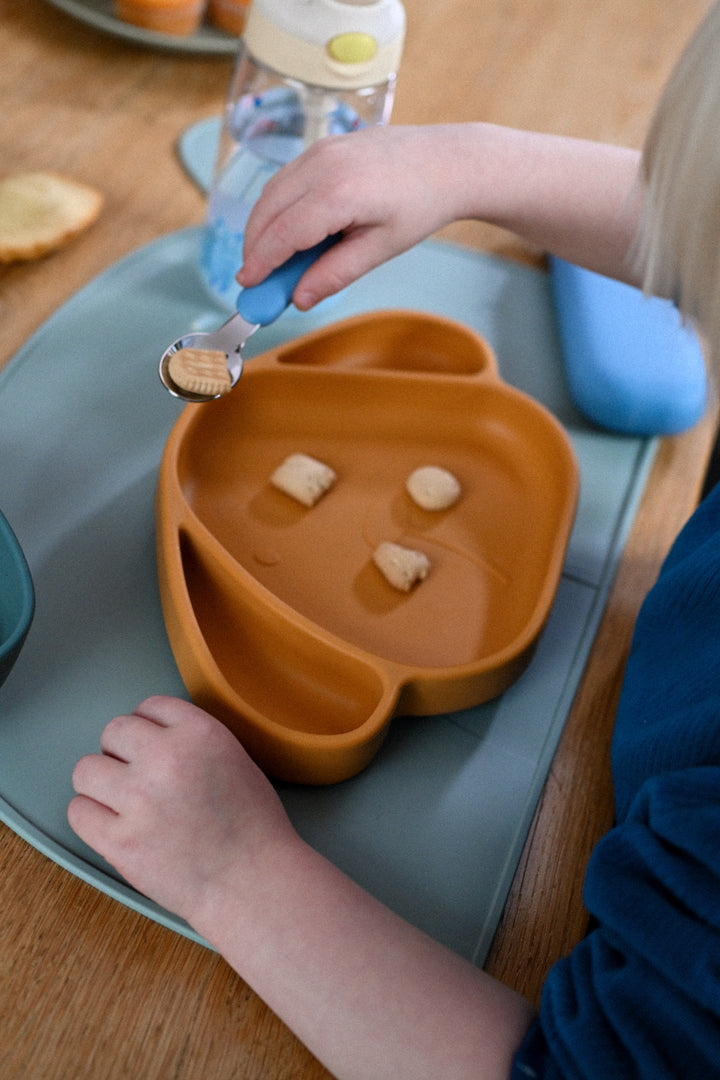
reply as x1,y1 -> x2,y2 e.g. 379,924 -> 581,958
0,509 -> 35,662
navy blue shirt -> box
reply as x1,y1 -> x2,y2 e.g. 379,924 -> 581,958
512,482 -> 720,1078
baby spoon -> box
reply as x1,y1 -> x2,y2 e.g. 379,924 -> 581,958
159,234 -> 340,403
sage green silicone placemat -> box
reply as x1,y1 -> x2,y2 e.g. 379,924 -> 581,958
0,228 -> 654,962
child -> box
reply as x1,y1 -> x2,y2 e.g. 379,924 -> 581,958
69,3 -> 720,1076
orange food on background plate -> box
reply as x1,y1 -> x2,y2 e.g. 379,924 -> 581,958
206,0 -> 249,35
113,0 -> 206,36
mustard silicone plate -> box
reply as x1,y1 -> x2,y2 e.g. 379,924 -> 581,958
156,310 -> 579,784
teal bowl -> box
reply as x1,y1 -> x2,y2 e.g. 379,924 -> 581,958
0,509 -> 34,687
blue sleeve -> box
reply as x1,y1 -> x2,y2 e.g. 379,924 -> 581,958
510,487 -> 720,1078
512,767 -> 720,1078
610,483 -> 720,822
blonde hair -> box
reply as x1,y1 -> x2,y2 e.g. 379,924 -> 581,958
638,0 -> 720,367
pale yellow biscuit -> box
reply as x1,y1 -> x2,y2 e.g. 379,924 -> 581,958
0,172 -> 103,263
373,541 -> 431,592
167,347 -> 232,398
406,465 -> 462,511
271,453 -> 337,507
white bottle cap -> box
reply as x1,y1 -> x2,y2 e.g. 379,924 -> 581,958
243,0 -> 406,89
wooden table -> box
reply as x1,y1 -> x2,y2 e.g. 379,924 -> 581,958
0,1 -> 714,1076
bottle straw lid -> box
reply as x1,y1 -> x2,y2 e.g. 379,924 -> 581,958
243,0 -> 406,88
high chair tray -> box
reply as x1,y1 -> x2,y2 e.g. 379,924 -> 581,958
0,228 -> 655,963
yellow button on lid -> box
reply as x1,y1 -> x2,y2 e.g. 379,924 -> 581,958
327,32 -> 378,64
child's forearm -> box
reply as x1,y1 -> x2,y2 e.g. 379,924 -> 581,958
451,123 -> 643,282
192,835 -> 535,1080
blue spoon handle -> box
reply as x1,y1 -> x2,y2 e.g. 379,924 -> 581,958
236,234 -> 342,327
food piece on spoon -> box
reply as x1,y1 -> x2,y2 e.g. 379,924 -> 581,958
0,172 -> 103,263
270,453 -> 338,508
373,541 -> 431,592
406,465 -> 462,511
167,347 -> 233,398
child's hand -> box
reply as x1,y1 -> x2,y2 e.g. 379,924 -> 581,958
70,697 -> 536,1078
68,696 -> 294,924
238,125 -> 468,310
238,123 -> 644,311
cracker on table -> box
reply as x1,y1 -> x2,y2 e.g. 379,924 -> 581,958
0,172 -> 103,263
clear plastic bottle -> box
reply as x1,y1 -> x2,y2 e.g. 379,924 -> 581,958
200,0 -> 406,307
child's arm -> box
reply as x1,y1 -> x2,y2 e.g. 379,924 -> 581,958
69,696 -> 535,1080
238,122 -> 642,311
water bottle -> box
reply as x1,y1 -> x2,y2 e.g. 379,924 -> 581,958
200,0 -> 406,307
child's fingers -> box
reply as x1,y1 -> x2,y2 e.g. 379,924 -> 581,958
240,208 -> 338,292
239,176 -> 314,279
132,694 -> 204,727
240,152 -> 363,286
98,710 -> 164,763
67,791 -> 119,852
287,224 -> 403,309
96,697 -> 203,761
71,752 -> 126,811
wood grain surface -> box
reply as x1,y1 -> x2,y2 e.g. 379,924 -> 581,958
0,0 -> 714,1075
